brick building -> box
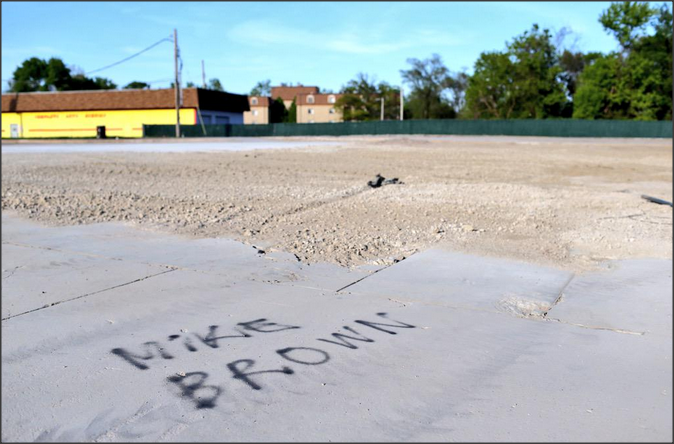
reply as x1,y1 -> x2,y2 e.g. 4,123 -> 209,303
1,88 -> 249,138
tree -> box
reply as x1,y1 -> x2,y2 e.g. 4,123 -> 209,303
376,82 -> 402,120
336,73 -> 379,121
9,57 -> 48,92
10,57 -> 71,92
335,73 -> 401,121
444,70 -> 469,114
463,24 -> 568,119
463,52 -> 516,119
123,81 -> 150,89
250,79 -> 271,96
208,78 -> 224,91
558,50 -> 602,98
270,97 -> 287,123
574,2 -> 672,120
286,99 -> 297,123
186,81 -> 195,88
599,1 -> 657,52
9,57 -> 116,92
400,54 -> 452,119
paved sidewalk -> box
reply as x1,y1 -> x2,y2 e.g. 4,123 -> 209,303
1,213 -> 671,441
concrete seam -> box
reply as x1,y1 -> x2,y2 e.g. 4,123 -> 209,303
544,317 -> 645,335
1,268 -> 177,321
542,273 -> 575,317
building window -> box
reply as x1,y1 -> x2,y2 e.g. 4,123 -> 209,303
251,97 -> 258,105
328,95 -> 336,104
307,95 -> 314,104
252,110 -> 258,116
329,108 -> 335,114
308,108 -> 314,114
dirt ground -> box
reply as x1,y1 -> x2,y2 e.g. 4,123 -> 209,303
2,135 -> 672,273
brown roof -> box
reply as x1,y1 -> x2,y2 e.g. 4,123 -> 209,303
1,88 -> 250,113
270,86 -> 319,101
296,93 -> 343,106
248,96 -> 271,107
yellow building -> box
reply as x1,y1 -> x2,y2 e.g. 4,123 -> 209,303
1,88 -> 249,139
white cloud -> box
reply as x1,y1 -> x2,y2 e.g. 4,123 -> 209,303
226,19 -> 469,55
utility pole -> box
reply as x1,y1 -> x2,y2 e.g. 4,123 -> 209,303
174,28 -> 181,138
400,86 -> 404,121
201,60 -> 206,88
380,97 -> 384,121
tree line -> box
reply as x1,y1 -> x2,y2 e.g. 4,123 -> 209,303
252,2 -> 671,122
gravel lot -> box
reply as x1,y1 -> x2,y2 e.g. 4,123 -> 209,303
2,135 -> 671,272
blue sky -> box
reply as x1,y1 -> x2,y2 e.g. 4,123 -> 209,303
0,2 -> 658,95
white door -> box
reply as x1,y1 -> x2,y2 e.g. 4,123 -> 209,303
10,124 -> 19,138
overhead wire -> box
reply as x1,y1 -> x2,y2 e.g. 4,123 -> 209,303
86,34 -> 173,75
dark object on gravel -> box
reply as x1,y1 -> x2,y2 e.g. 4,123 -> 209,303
368,174 -> 403,188
641,195 -> 673,207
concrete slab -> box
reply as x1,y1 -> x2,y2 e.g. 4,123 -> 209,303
547,258 -> 673,336
342,249 -> 575,316
1,215 -> 671,441
2,271 -> 670,442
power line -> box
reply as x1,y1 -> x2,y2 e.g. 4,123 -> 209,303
86,35 -> 173,75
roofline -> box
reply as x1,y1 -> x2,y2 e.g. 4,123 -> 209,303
0,87 -> 236,96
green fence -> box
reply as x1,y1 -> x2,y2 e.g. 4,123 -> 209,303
144,119 -> 672,139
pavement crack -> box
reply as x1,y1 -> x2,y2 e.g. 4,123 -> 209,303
1,268 -> 177,321
335,252 -> 415,293
2,265 -> 24,280
542,273 -> 575,317
545,317 -> 645,335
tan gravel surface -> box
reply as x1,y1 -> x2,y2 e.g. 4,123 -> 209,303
2,135 -> 672,272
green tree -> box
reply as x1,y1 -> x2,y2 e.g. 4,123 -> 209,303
336,73 -> 401,121
377,82 -> 402,120
574,2 -> 671,120
10,57 -> 71,92
270,97 -> 287,123
250,79 -> 271,96
463,24 -> 568,119
444,70 -> 469,114
10,57 -> 116,92
558,50 -> 602,98
463,52 -> 516,119
123,81 -> 150,89
208,78 -> 224,91
336,73 -> 379,121
599,1 -> 657,51
400,54 -> 452,119
9,57 -> 48,92
286,99 -> 297,123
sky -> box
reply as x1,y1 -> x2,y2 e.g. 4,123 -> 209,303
0,1 -> 656,95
